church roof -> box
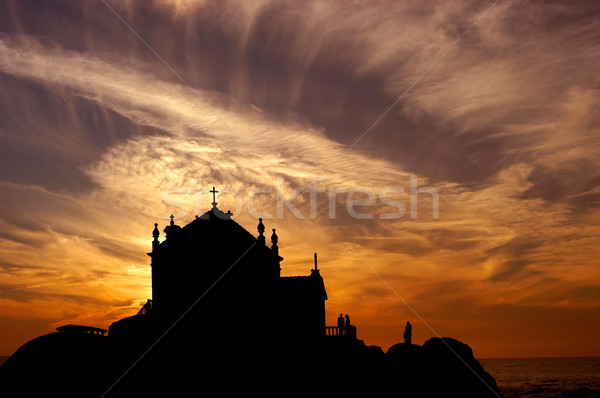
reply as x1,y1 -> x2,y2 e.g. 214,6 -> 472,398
151,189 -> 326,304
186,209 -> 256,243
152,204 -> 283,285
161,207 -> 260,251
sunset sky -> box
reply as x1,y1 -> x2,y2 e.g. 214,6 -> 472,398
1,0 -> 599,359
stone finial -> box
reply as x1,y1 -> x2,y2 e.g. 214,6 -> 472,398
271,228 -> 278,246
152,223 -> 159,241
257,218 -> 265,236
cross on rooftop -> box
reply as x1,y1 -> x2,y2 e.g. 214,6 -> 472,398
210,187 -> 219,209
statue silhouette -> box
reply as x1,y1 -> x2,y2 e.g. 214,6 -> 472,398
403,321 -> 412,344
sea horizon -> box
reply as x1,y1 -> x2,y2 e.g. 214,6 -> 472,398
480,357 -> 600,398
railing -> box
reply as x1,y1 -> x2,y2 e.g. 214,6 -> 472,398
326,326 -> 342,336
325,325 -> 357,339
57,324 -> 107,336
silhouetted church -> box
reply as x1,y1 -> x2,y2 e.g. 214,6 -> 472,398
1,188 -> 502,398
110,188 -> 328,344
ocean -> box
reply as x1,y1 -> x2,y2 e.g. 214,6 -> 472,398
1,355 -> 598,396
480,357 -> 600,398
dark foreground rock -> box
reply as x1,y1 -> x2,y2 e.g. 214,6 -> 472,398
0,331 -> 501,397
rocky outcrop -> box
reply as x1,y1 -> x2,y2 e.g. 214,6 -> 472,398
0,332 -> 112,397
423,337 -> 500,395
0,331 -> 501,398
383,337 -> 502,397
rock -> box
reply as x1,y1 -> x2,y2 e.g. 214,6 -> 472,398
422,337 -> 502,397
380,337 -> 502,397
1,332 -> 501,397
0,332 -> 112,397
386,342 -> 424,358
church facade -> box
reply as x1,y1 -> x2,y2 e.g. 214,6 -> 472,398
111,188 -> 328,344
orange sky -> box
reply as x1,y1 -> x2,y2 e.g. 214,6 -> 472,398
0,0 -> 599,358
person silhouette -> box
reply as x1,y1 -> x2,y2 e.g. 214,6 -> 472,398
337,313 -> 345,335
403,321 -> 412,344
344,314 -> 356,339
